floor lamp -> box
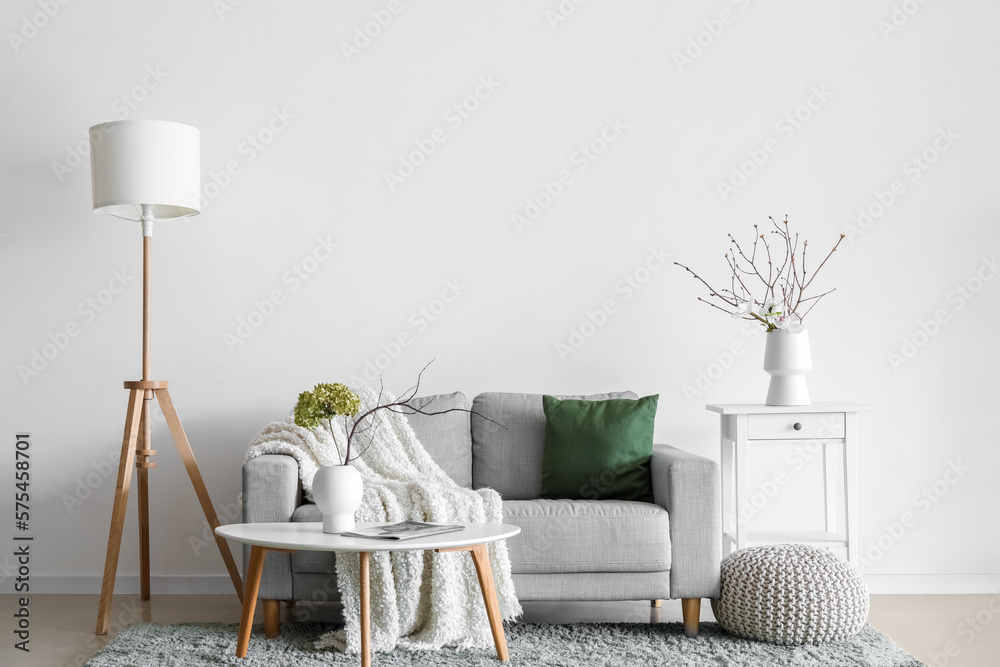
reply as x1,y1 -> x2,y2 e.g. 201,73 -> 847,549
89,120 -> 243,635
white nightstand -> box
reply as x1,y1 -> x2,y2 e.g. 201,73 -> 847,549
705,403 -> 873,564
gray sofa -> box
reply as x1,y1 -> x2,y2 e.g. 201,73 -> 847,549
242,391 -> 721,636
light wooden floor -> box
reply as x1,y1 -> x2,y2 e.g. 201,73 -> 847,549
1,594 -> 997,666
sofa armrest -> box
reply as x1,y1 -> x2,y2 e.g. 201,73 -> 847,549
650,443 -> 721,599
242,454 -> 302,600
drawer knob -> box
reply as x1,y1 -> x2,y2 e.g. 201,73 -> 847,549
793,422 -> 803,431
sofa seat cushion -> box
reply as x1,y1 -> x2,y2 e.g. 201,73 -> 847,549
290,499 -> 672,576
502,499 -> 670,574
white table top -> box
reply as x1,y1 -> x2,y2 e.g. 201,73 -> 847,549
705,402 -> 873,414
216,522 -> 520,552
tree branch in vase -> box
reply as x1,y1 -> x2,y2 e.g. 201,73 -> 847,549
674,215 -> 845,332
294,361 -> 505,465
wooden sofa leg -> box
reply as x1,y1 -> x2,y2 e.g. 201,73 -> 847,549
263,599 -> 281,638
651,599 -> 662,607
681,598 -> 701,637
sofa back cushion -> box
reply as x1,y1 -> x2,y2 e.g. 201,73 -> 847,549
405,392 -> 472,488
471,391 -> 638,499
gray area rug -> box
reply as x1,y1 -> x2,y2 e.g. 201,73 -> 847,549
84,621 -> 924,666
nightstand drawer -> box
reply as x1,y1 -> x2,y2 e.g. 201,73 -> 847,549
748,412 -> 845,440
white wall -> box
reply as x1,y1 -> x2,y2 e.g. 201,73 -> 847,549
1,0 -> 997,594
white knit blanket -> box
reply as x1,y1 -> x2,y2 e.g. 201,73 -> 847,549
245,387 -> 521,654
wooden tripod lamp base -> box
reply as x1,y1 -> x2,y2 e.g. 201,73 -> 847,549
95,380 -> 244,635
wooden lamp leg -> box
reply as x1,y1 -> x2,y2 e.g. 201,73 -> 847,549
156,388 -> 244,601
137,391 -> 155,601
96,390 -> 144,635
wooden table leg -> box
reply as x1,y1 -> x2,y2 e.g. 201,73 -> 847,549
437,544 -> 511,661
470,544 -> 509,661
360,551 -> 371,667
236,546 -> 266,658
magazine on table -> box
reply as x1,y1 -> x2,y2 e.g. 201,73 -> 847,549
342,520 -> 465,540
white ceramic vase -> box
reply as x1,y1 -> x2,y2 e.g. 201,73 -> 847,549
312,464 -> 364,534
763,329 -> 812,406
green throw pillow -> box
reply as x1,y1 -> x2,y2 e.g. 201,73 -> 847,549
539,394 -> 658,502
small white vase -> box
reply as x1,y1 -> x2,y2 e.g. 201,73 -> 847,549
312,464 -> 364,534
763,329 -> 812,406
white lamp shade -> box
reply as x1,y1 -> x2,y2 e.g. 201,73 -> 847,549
90,120 -> 201,221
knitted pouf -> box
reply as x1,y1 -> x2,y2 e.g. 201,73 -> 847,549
711,544 -> 870,644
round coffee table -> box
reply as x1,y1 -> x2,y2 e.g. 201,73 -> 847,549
216,521 -> 520,664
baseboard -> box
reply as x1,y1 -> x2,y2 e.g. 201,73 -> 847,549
26,575 -> 240,595
864,574 -> 1000,595
21,574 -> 1000,595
